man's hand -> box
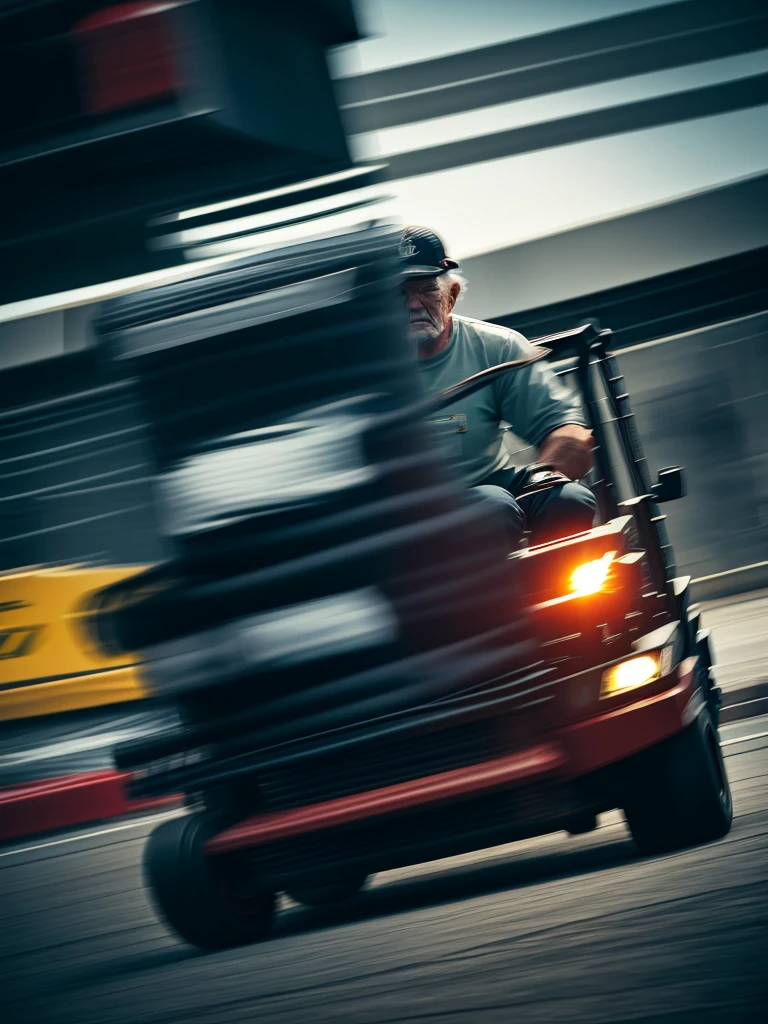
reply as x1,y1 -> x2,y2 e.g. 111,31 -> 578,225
536,424 -> 593,480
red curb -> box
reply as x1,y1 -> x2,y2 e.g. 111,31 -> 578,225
0,771 -> 180,843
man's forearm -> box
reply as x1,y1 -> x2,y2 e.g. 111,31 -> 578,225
537,425 -> 594,480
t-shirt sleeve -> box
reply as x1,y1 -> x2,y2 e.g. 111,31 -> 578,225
492,329 -> 587,447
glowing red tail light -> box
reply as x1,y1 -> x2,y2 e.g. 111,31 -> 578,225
73,2 -> 184,114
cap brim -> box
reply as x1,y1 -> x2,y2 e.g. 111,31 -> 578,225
401,256 -> 459,277
400,264 -> 450,278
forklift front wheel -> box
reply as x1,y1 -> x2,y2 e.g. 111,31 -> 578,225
143,812 -> 276,950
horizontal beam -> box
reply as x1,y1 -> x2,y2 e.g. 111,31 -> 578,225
339,0 -> 768,132
384,73 -> 768,180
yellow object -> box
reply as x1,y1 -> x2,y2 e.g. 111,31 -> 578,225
569,551 -> 615,597
600,652 -> 661,698
0,564 -> 149,721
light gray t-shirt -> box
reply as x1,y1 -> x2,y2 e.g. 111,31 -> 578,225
417,314 -> 586,485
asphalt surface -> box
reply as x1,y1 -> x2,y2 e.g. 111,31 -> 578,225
3,716 -> 767,1024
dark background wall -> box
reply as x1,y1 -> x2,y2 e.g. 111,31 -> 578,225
619,312 -> 767,593
0,352 -> 168,571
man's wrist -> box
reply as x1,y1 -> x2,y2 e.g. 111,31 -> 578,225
536,425 -> 594,480
515,464 -> 572,498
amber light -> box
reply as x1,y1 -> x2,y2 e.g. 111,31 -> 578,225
569,551 -> 616,597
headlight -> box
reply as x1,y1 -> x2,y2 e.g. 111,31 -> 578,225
569,551 -> 615,597
600,650 -> 668,698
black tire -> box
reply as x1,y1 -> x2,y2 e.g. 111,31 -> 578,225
623,707 -> 733,855
286,873 -> 370,906
143,813 -> 276,950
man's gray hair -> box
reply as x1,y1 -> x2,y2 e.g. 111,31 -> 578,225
440,271 -> 468,298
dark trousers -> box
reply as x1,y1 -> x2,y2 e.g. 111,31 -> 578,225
469,466 -> 596,549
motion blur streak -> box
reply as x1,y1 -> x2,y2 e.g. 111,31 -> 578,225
1,1 -> 767,1022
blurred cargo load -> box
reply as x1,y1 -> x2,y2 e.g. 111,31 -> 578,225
87,215 -> 527,739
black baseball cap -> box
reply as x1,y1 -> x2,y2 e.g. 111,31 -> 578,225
399,225 -> 459,278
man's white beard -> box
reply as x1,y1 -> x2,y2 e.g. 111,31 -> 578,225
405,318 -> 443,344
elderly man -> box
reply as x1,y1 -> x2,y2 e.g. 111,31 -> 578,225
400,225 -> 595,548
